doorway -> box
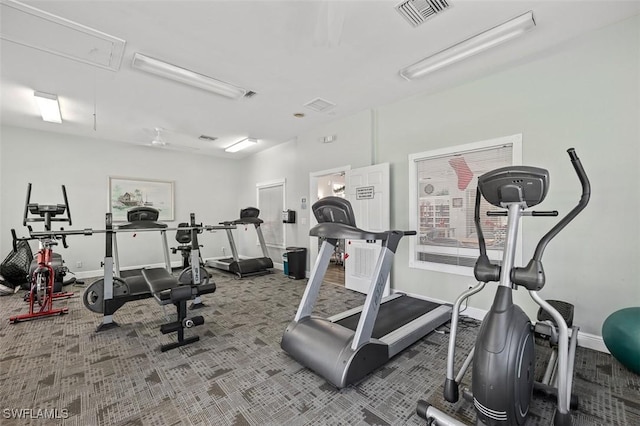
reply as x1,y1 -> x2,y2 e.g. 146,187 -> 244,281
309,166 -> 349,287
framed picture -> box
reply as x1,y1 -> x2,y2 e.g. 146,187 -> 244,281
452,197 -> 463,208
108,177 -> 174,222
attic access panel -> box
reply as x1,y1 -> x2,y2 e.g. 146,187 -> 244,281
0,0 -> 126,71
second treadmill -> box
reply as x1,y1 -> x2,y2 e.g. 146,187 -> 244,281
281,196 -> 451,388
206,207 -> 273,278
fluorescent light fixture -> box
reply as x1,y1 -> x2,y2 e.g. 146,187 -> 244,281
399,11 -> 536,80
34,91 -> 62,123
225,138 -> 257,153
131,53 -> 247,99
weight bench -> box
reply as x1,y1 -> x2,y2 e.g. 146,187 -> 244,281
141,267 -> 216,352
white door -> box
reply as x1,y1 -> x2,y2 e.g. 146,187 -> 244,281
344,163 -> 390,295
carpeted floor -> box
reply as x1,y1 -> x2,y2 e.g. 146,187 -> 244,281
0,269 -> 638,425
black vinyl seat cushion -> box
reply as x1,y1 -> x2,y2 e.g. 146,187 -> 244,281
141,267 -> 216,304
141,268 -> 177,294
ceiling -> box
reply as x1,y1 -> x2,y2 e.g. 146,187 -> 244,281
1,1 -> 638,159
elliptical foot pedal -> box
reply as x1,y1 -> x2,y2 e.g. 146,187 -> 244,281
537,300 -> 574,328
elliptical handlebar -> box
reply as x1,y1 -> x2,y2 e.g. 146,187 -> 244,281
510,148 -> 590,290
474,148 -> 590,286
532,148 -> 590,262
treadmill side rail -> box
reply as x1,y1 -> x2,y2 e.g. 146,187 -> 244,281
327,293 -> 404,322
382,304 -> 452,357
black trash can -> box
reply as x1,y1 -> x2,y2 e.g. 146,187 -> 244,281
286,247 -> 307,280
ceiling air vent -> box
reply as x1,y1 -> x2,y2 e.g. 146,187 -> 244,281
304,97 -> 336,113
244,91 -> 257,98
198,135 -> 217,141
395,0 -> 451,27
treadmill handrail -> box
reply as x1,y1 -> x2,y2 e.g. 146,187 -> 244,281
310,222 -> 388,241
116,221 -> 168,230
231,217 -> 264,225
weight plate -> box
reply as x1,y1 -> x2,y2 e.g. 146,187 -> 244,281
177,267 -> 210,286
82,277 -> 130,313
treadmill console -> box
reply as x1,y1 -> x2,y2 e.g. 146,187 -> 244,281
128,206 -> 160,222
120,207 -> 167,230
312,196 -> 357,227
240,207 -> 260,219
478,166 -> 549,208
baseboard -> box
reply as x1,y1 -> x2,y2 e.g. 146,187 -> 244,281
398,290 -> 609,353
577,331 -> 609,353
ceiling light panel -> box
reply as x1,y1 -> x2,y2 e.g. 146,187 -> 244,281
132,53 -> 248,99
225,138 -> 257,153
0,0 -> 126,71
34,91 -> 62,123
399,11 -> 536,80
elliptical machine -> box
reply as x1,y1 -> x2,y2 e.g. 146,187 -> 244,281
417,148 -> 590,426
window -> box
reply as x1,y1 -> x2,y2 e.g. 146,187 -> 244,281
408,135 -> 522,276
256,179 -> 286,248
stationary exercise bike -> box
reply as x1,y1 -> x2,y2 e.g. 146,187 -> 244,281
9,184 -> 76,323
417,148 -> 590,426
171,221 -> 210,286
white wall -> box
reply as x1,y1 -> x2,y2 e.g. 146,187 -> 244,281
231,15 -> 639,340
377,15 -> 639,338
236,109 -> 374,265
0,126 -> 242,276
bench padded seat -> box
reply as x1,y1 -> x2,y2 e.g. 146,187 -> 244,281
141,267 -> 216,304
141,267 -> 177,293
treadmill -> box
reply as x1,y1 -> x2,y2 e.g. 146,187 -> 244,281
281,197 -> 452,388
206,207 -> 273,278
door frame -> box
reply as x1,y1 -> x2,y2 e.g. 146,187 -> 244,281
308,165 -> 351,273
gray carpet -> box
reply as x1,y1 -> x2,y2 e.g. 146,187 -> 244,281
0,269 -> 638,425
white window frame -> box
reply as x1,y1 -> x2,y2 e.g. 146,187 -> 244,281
408,134 -> 523,276
256,178 -> 286,249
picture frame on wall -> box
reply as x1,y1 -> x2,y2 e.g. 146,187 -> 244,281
108,176 -> 174,222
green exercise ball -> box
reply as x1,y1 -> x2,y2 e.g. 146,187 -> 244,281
602,307 -> 640,375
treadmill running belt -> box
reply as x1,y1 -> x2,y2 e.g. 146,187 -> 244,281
335,295 -> 441,339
